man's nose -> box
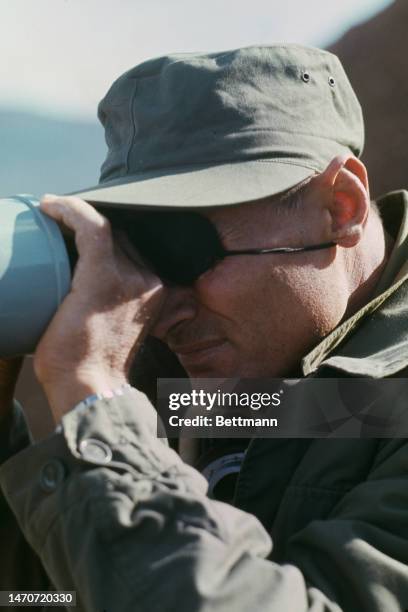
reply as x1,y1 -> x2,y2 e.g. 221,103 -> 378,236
150,284 -> 198,341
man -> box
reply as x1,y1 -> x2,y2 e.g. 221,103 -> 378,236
1,44 -> 408,610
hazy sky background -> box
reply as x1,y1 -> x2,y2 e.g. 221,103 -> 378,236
1,0 -> 393,120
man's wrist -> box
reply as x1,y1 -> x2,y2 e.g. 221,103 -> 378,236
42,374 -> 129,426
70,383 -> 133,412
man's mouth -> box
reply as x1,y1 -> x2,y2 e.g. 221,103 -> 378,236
170,339 -> 227,357
173,340 -> 228,374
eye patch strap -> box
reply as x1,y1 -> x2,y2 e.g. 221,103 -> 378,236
222,241 -> 336,256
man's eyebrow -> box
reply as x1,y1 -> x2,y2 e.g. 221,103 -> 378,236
212,216 -> 257,248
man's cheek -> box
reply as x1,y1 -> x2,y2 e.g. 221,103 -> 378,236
195,261 -> 249,310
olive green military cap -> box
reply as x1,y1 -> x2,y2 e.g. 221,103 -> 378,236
74,44 -> 364,209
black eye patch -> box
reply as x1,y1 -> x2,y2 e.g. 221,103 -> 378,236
102,208 -> 336,286
105,209 -> 226,285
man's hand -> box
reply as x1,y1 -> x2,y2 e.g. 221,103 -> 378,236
33,195 -> 164,424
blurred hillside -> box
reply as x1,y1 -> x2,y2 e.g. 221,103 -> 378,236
0,110 -> 104,198
329,0 -> 408,198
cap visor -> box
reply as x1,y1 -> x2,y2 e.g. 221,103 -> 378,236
69,160 -> 318,209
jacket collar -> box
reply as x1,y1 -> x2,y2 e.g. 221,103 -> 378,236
301,190 -> 408,377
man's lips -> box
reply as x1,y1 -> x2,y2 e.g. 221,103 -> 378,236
169,339 -> 226,356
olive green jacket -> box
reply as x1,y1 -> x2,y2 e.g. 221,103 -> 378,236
2,191 -> 408,611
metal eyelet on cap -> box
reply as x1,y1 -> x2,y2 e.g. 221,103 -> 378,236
328,76 -> 336,87
301,71 -> 310,83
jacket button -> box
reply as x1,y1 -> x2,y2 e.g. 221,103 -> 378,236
79,438 -> 113,465
40,459 -> 66,492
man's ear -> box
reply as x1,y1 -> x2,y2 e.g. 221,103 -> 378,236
317,155 -> 370,248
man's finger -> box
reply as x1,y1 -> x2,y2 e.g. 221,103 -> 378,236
40,194 -> 105,228
40,194 -> 113,259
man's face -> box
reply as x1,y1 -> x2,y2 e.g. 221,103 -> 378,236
150,195 -> 347,378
